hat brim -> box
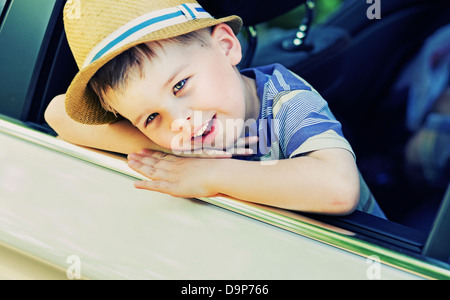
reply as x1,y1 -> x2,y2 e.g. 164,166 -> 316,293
65,15 -> 242,125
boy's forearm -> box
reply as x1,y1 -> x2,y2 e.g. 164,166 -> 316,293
59,118 -> 161,155
45,94 -> 161,154
210,149 -> 360,215
88,120 -> 163,154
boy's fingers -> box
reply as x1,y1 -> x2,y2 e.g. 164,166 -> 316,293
128,151 -> 178,166
127,154 -> 161,170
134,180 -> 171,194
128,159 -> 168,180
170,149 -> 232,158
231,148 -> 254,156
246,136 -> 259,145
235,136 -> 258,148
137,149 -> 167,157
201,149 -> 233,158
132,139 -> 258,159
128,159 -> 154,176
136,148 -> 233,159
136,149 -> 178,161
191,147 -> 253,157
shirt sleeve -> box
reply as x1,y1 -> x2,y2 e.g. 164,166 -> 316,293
289,129 -> 355,158
273,89 -> 350,159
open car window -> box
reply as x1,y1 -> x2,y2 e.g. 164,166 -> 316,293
0,0 -> 7,15
0,0 -> 449,279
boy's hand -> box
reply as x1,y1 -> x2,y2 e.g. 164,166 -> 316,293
159,135 -> 258,158
127,149 -> 222,198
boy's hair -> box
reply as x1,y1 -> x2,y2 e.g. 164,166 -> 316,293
88,28 -> 212,115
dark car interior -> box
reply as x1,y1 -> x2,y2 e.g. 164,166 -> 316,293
0,0 -> 449,267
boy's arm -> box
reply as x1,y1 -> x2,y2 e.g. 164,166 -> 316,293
45,94 -> 163,154
127,147 -> 360,215
45,95 -> 257,156
216,148 -> 360,215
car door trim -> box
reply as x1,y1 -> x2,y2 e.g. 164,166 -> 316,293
1,114 -> 449,279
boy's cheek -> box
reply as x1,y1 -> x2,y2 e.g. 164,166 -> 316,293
139,129 -> 185,151
169,131 -> 193,151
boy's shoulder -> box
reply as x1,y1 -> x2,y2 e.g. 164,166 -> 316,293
241,63 -> 318,96
242,63 -> 325,119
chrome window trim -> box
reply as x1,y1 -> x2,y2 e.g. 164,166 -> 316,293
1,115 -> 449,279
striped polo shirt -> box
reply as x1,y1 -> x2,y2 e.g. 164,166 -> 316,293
240,64 -> 386,218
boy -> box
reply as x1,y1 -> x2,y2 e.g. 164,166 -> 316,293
45,0 -> 385,217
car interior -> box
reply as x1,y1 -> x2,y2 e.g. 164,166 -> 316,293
0,0 -> 449,268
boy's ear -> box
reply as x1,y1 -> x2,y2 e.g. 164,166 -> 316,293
210,23 -> 242,66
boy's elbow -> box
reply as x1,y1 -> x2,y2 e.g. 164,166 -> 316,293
44,94 -> 73,139
329,175 -> 360,216
45,94 -> 87,146
334,187 -> 359,215
44,94 -> 65,128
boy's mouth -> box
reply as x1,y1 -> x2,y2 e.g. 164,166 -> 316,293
191,115 -> 218,144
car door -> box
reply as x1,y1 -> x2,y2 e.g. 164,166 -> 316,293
0,0 -> 449,280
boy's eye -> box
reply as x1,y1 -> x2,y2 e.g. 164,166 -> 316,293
173,79 -> 187,95
145,113 -> 159,127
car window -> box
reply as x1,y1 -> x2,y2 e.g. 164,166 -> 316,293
234,0 -> 450,270
238,0 -> 344,68
0,0 -> 7,13
266,0 -> 343,28
0,0 -> 9,29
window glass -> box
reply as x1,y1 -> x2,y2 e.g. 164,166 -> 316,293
266,0 -> 344,28
0,0 -> 6,12
0,0 -> 8,28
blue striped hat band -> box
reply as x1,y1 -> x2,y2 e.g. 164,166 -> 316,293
83,3 -> 212,68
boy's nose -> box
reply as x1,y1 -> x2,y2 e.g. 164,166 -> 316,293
170,117 -> 192,134
170,110 -> 205,136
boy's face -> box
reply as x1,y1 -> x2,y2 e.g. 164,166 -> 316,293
106,24 -> 259,152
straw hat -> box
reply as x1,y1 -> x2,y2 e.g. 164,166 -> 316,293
63,0 -> 242,124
